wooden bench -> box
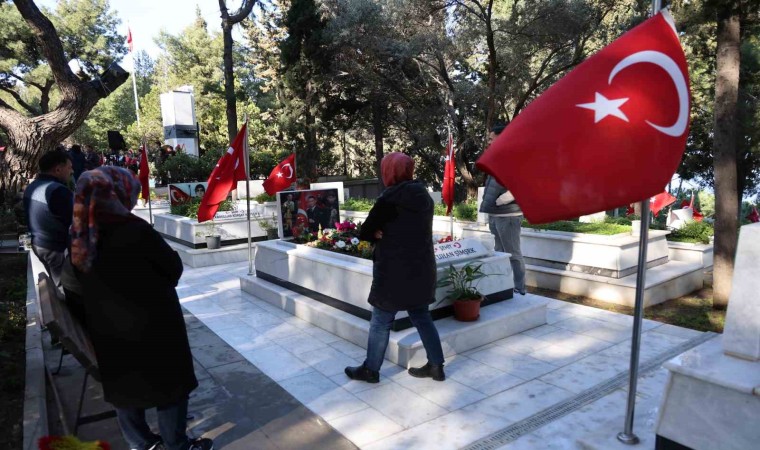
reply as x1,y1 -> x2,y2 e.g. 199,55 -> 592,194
37,273 -> 116,434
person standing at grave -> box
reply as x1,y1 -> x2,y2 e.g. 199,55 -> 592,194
68,144 -> 86,181
345,152 -> 446,383
23,149 -> 74,289
68,166 -> 213,450
479,122 -> 526,295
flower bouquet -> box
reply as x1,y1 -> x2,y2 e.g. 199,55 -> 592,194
294,220 -> 374,259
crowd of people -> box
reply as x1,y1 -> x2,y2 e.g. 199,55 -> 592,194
23,125 -> 526,448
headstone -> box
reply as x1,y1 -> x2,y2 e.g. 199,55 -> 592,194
667,208 -> 694,230
310,182 -> 345,202
723,223 -> 760,360
429,190 -> 442,204
235,180 -> 266,199
579,211 -> 606,223
477,187 -> 488,224
433,238 -> 490,265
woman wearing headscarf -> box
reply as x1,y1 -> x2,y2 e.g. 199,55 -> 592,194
345,152 -> 445,383
69,167 -> 212,450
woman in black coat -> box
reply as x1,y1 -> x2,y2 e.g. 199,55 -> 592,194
345,152 -> 445,383
69,167 -> 211,450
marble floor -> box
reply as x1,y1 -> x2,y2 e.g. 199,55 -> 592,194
177,261 -> 706,450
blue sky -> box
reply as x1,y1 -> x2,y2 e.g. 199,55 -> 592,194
38,0 -> 243,71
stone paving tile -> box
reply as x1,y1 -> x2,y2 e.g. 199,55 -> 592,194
491,333 -> 554,354
468,344 -> 559,380
240,345 -> 315,381
539,353 -> 629,393
279,372 -> 369,420
328,408 -> 405,447
192,343 -> 246,369
389,372 -> 488,411
553,316 -> 615,334
520,323 -> 559,337
652,323 -> 704,339
528,343 -> 590,367
535,328 -> 613,355
581,324 -> 632,343
443,356 -> 526,396
354,382 -> 448,429
329,339 -> 368,359
461,379 -> 575,424
298,346 -> 363,378
187,325 -> 229,348
279,333 -> 330,356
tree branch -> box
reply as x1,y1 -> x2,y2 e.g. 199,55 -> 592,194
0,98 -> 28,131
229,0 -> 257,24
12,0 -> 79,97
8,72 -> 45,91
0,85 -> 39,115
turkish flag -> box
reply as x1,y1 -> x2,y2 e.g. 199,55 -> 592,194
197,123 -> 248,222
442,133 -> 455,215
650,191 -> 676,216
138,145 -> 150,200
169,185 -> 191,206
748,206 -> 760,223
127,27 -> 133,53
681,192 -> 703,221
476,10 -> 690,224
263,153 -> 296,196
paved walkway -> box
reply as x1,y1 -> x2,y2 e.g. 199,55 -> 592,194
47,259 -> 709,449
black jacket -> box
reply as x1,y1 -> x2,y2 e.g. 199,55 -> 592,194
76,216 -> 197,408
360,180 -> 436,312
479,176 -> 523,215
23,175 -> 73,251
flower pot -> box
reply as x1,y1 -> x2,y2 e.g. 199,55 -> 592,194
453,297 -> 482,322
267,228 -> 279,240
205,235 -> 221,249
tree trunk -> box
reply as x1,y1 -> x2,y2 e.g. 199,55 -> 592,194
712,3 -> 741,310
218,0 -> 255,142
484,0 -> 497,135
372,97 -> 385,188
221,20 -> 238,142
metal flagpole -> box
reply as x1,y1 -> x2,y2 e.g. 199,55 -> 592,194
142,136 -> 153,225
292,144 -> 298,190
448,126 -> 454,239
244,115 -> 254,276
129,22 -> 141,127
617,4 -> 660,444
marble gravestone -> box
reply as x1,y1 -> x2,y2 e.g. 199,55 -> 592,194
655,223 -> 760,450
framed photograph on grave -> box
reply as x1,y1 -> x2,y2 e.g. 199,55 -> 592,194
277,188 -> 341,239
168,182 -> 209,205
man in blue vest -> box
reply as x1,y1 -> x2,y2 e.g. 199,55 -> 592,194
479,123 -> 526,295
23,150 -> 74,289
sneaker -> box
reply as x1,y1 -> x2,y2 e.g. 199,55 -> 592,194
188,438 -> 214,450
344,363 -> 380,383
408,363 -> 445,381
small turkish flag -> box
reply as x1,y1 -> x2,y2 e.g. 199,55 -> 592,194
650,191 -> 676,216
476,10 -> 690,224
138,145 -> 149,201
442,132 -> 455,216
127,27 -> 133,53
169,185 -> 191,206
197,123 -> 248,222
263,153 -> 296,196
748,206 -> 760,223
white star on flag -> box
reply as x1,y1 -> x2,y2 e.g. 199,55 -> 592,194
577,92 -> 629,123
277,172 -> 283,177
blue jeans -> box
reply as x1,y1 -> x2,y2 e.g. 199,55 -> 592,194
115,398 -> 190,450
489,215 -> 526,293
365,306 -> 444,372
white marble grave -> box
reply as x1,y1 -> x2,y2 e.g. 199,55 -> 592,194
656,223 -> 760,449
252,238 -> 513,322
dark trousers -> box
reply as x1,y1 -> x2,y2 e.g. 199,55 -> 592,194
115,398 -> 190,450
365,306 -> 445,372
32,245 -> 65,291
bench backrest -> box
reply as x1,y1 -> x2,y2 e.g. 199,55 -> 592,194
37,273 -> 102,381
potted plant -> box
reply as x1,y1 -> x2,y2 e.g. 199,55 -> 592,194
196,221 -> 222,249
259,213 -> 279,240
436,263 -> 490,322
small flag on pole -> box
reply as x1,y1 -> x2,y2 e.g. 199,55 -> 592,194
138,145 -> 150,200
747,206 -> 760,223
442,132 -> 455,216
127,27 -> 133,53
650,191 -> 676,216
263,153 -> 296,196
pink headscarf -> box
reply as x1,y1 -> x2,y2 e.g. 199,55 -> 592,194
381,152 -> 414,187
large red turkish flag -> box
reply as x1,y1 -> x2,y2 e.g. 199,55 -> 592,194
263,153 -> 296,195
197,123 -> 248,222
442,133 -> 455,216
476,10 -> 690,224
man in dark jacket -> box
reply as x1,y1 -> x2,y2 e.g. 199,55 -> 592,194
68,144 -> 86,181
345,152 -> 445,383
23,150 -> 74,289
479,123 -> 526,295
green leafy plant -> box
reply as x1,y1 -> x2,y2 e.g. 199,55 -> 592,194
521,220 -> 630,235
258,213 -> 278,232
195,220 -> 222,237
254,192 -> 276,203
342,197 -> 376,211
170,198 -> 234,219
668,220 -> 714,244
436,263 -> 490,303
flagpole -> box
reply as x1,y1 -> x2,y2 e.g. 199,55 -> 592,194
244,115 -> 254,276
143,136 -> 153,225
292,145 -> 298,190
128,22 -> 141,127
448,126 -> 454,239
617,3 -> 660,445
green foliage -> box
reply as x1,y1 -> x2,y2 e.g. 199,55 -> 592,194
170,197 -> 234,219
342,197 -> 376,211
522,220 -> 631,235
667,221 -> 714,244
436,263 -> 489,303
253,192 -> 276,203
